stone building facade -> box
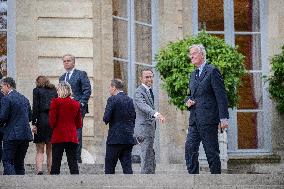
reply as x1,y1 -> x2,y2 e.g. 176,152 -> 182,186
2,0 -> 284,165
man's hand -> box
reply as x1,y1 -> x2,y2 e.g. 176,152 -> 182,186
157,113 -> 166,124
218,119 -> 229,133
186,99 -> 195,107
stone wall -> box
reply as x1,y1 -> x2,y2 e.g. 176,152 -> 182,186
267,0 -> 284,156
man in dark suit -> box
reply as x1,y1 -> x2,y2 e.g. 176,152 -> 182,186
184,44 -> 229,174
59,54 -> 91,163
0,91 -> 4,163
103,79 -> 136,174
0,77 -> 33,175
134,69 -> 165,174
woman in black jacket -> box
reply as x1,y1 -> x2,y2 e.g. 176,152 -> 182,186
32,76 -> 57,175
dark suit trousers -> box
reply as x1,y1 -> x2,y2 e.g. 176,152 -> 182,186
105,144 -> 133,174
185,123 -> 221,174
51,142 -> 79,174
2,140 -> 29,175
0,130 -> 3,162
76,106 -> 87,162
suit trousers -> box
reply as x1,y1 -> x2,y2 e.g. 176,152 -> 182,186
76,106 -> 87,162
0,129 -> 3,162
140,137 -> 156,174
185,123 -> 221,174
51,142 -> 79,174
2,140 -> 29,175
105,144 -> 133,174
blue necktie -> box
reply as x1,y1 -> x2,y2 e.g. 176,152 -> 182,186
66,72 -> 70,82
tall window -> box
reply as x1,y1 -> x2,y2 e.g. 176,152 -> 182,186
194,0 -> 269,154
112,0 -> 159,160
0,0 -> 7,78
112,0 -> 157,97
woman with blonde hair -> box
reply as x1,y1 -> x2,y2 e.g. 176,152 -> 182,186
49,82 -> 82,174
32,76 -> 57,175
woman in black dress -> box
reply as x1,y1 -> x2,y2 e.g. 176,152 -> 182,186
32,76 -> 57,175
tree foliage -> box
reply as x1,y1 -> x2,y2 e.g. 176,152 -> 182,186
155,32 -> 246,110
267,45 -> 284,113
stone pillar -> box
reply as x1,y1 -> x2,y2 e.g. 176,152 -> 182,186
92,0 -> 113,164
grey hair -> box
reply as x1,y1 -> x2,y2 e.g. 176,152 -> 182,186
189,44 -> 206,59
62,54 -> 75,63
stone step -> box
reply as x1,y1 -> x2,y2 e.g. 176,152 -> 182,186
0,163 -> 190,175
0,174 -> 283,189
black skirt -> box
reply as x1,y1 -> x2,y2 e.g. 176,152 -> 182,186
33,112 -> 52,144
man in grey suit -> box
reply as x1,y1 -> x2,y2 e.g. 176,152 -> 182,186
59,54 -> 91,163
184,44 -> 229,174
134,68 -> 165,174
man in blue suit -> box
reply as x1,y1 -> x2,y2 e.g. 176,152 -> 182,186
184,44 -> 229,174
103,79 -> 136,174
0,91 -> 4,163
0,77 -> 33,175
59,54 -> 91,163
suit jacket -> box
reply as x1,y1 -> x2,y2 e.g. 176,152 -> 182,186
185,63 -> 229,125
49,96 -> 82,144
103,92 -> 136,145
0,90 -> 33,141
59,69 -> 91,115
133,85 -> 156,138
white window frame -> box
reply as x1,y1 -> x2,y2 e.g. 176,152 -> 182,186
112,0 -> 159,98
192,0 -> 271,155
112,0 -> 160,160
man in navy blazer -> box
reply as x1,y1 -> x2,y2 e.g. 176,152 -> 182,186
184,44 -> 229,174
0,77 -> 33,175
59,54 -> 91,163
103,79 -> 136,174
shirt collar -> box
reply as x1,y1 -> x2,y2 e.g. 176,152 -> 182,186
142,83 -> 151,91
198,61 -> 206,75
67,68 -> 75,75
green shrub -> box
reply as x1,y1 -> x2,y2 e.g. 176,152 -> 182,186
267,45 -> 284,113
155,32 -> 246,110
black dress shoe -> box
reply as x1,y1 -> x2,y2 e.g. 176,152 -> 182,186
37,171 -> 43,175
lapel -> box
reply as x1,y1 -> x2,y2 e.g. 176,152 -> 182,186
141,85 -> 154,106
199,63 -> 208,82
68,69 -> 78,84
191,64 -> 208,97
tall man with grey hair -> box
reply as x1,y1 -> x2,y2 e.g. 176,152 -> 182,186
184,44 -> 229,174
59,54 -> 91,163
134,68 -> 165,174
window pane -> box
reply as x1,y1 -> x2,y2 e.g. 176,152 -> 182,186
210,34 -> 224,39
235,34 -> 261,70
198,0 -> 224,31
112,0 -> 127,18
136,24 -> 152,64
114,60 -> 128,94
113,18 -> 128,59
237,112 -> 262,149
135,0 -> 151,24
135,64 -> 153,87
234,0 -> 260,32
237,73 -> 262,109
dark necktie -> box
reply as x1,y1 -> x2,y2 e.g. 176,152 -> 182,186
195,69 -> 200,80
149,88 -> 154,103
66,72 -> 70,82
